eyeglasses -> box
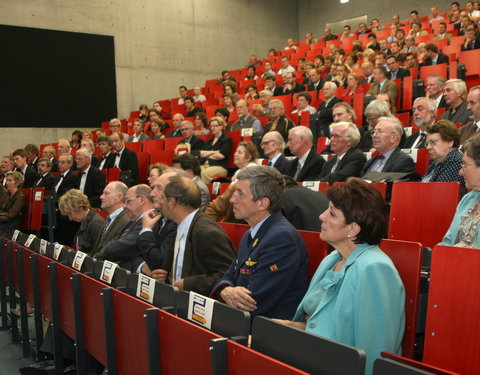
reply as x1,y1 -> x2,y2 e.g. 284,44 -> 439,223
330,133 -> 345,139
124,196 -> 141,204
366,117 -> 379,124
210,124 -> 222,128
461,161 -> 476,169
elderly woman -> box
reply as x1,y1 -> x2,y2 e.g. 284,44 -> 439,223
292,92 -> 317,115
276,178 -> 405,374
58,189 -> 104,254
422,120 -> 464,185
340,73 -> 365,104
192,116 -> 233,183
147,163 -> 168,187
439,135 -> 480,248
0,171 -> 26,238
205,141 -> 258,222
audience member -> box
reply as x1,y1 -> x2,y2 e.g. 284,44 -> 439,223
462,26 -> 480,50
278,56 -> 295,75
367,66 -> 398,113
314,81 -> 343,138
70,130 -> 82,149
307,69 -> 323,92
184,96 -> 203,117
152,101 -> 172,120
278,178 -> 405,374
284,38 -> 297,50
0,171 -> 26,239
110,131 -> 139,186
461,85 -> 480,144
282,72 -> 304,95
441,79 -> 470,125
260,131 -> 291,174
150,118 -> 167,140
75,148 -> 105,208
0,156 -> 14,186
168,113 -> 184,138
127,119 -> 151,142
147,163 -> 168,187
109,118 -> 129,140
387,55 -> 411,80
54,153 -> 79,198
177,85 -> 188,105
263,99 -> 295,143
318,122 -> 366,183
244,84 -> 260,102
229,99 -> 262,133
12,149 -> 36,188
433,22 -> 453,40
405,97 -> 437,149
400,36 -> 418,53
33,158 -> 55,193
194,112 -> 210,135
80,138 -> 100,167
264,74 -> 284,97
41,145 -> 58,172
360,62 -> 375,84
192,86 -> 206,103
58,189 -> 104,254
426,75 -> 447,108
286,126 -> 325,182
423,43 -> 450,67
24,144 -> 39,171
177,120 -> 205,152
322,28 -> 338,42
292,92 -> 316,115
97,136 -> 115,170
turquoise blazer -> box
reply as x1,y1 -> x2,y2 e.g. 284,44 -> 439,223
293,243 -> 405,374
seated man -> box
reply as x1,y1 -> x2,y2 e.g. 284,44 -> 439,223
263,74 -> 283,97
261,131 -> 291,175
24,144 -> 39,171
367,66 -> 398,113
286,126 -> 325,182
110,131 -> 139,186
153,101 -> 172,120
192,87 -> 207,103
425,75 -> 447,109
177,120 -> 205,152
314,81 -> 343,139
441,79 -> 470,125
41,145 -> 59,172
405,97 -> 437,149
33,158 -> 56,193
282,72 -> 305,95
387,56 -> 411,80
81,138 -> 100,167
177,85 -> 188,105
422,43 -> 449,66
153,174 -> 235,295
184,96 -> 203,117
318,122 -> 366,183
12,149 -> 37,188
211,165 -> 308,319
167,113 -> 184,138
127,119 -> 151,142
97,136 -> 116,170
362,117 -> 416,175
229,99 -> 262,134
94,184 -> 153,271
75,148 -> 105,208
263,99 -> 295,144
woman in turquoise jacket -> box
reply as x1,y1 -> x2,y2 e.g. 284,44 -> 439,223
276,178 -> 405,374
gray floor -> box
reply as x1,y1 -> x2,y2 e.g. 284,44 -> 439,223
0,314 -> 38,375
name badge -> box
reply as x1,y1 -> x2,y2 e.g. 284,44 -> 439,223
39,239 -> 47,254
136,274 -> 156,303
53,244 -> 63,260
100,261 -> 118,284
72,251 -> 87,271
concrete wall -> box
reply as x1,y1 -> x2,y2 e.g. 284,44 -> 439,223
298,0 -> 452,36
0,0 -> 297,155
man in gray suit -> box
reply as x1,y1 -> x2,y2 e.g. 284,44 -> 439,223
127,118 -> 151,142
91,181 -> 130,255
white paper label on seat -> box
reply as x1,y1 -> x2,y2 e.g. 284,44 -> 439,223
136,274 -> 156,303
212,181 -> 220,195
25,234 -> 36,247
187,292 -> 215,329
241,128 -> 253,137
72,251 -> 87,271
53,244 -> 63,260
34,191 -> 43,201
39,239 -> 47,254
100,261 -> 118,284
12,230 -> 20,242
303,181 -> 320,191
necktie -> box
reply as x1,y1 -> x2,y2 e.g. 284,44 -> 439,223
377,155 -> 385,160
331,157 -> 340,173
294,162 -> 302,180
418,132 -> 426,146
267,160 -> 273,167
391,71 -> 396,80
55,174 -> 64,192
36,176 -> 43,186
171,234 -> 181,283
103,215 -> 112,233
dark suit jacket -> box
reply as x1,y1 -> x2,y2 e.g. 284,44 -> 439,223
50,158 -> 59,173
91,154 -> 101,168
264,116 -> 295,143
30,157 -> 39,172
55,169 -> 79,198
167,129 -> 182,138
118,147 -> 139,186
181,135 -> 205,151
211,212 -> 309,319
127,133 -> 151,142
459,122 -> 479,145
135,218 -> 177,270
287,149 -> 326,182
461,38 -> 480,51
272,85 -> 284,97
388,68 -> 411,80
77,166 -> 105,208
98,153 -> 116,170
161,211 -> 236,295
357,132 -> 373,152
282,185 -> 328,232
422,53 -> 449,66
314,96 -> 343,138
307,80 -> 324,92
318,148 -> 367,183
270,154 -> 291,175
404,131 -> 427,149
92,208 -> 130,255
33,172 -> 56,193
0,188 -> 26,238
361,147 -> 416,176
15,165 -> 37,188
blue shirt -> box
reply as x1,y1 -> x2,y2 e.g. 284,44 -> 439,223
175,209 -> 199,281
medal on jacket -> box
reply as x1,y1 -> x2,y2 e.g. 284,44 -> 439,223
245,258 -> 257,267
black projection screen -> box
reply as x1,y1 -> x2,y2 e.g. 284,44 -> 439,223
0,25 -> 117,128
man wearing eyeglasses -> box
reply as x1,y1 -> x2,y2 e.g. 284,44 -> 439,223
260,131 -> 291,174
361,116 -> 416,176
94,184 -> 153,271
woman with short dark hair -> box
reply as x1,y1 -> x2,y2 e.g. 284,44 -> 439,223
0,171 -> 26,239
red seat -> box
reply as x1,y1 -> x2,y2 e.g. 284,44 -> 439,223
394,112 -> 410,127
218,221 -> 249,250
137,152 -> 150,183
150,149 -> 175,166
298,230 -> 328,280
164,137 -> 183,151
401,76 -> 413,111
419,63 -> 448,81
125,142 -> 142,153
316,137 -> 329,153
20,188 -> 32,230
106,168 -> 120,183
379,239 -> 423,359
388,182 -> 460,248
143,139 -> 164,153
30,187 -> 45,231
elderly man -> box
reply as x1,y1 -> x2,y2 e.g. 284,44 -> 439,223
361,61 -> 375,84
263,99 -> 295,143
97,136 -> 116,170
109,118 -> 129,140
172,154 -> 210,210
94,184 -> 153,271
362,117 -> 416,176
91,181 -> 130,255
252,89 -> 274,117
127,118 -> 151,142
405,97 -> 437,149
74,148 -> 105,208
41,145 -> 59,172
54,153 -> 79,197
260,131 -> 291,174
358,99 -> 392,152
33,158 -> 55,193
461,27 -> 480,50
229,99 -> 262,133
433,22 -> 453,40
323,27 -> 338,42
441,79 -> 470,125
178,120 -> 205,151
211,165 -> 308,318
263,74 -> 283,96
367,66 -> 398,113
1,156 -> 14,186
110,131 -> 139,186
168,113 -> 184,137
152,174 -> 235,295
12,149 -> 37,188
286,126 -> 325,182
318,122 -> 366,183
80,138 -> 100,167
314,81 -> 343,139
461,85 -> 480,144
400,36 -> 418,54
426,75 -> 447,108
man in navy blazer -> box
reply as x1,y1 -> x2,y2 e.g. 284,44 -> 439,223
362,117 -> 416,176
260,131 -> 291,175
211,165 -> 308,319
75,148 -> 105,208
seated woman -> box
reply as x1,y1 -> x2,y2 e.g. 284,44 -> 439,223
194,112 -> 210,135
422,120 -> 464,187
344,53 -> 359,70
222,93 -> 237,114
439,134 -> 480,248
147,163 -> 168,187
0,171 -> 26,239
82,130 -> 93,141
192,117 -> 232,183
150,118 -> 167,140
276,178 -> 405,374
339,73 -> 365,104
223,81 -> 241,103
70,130 -> 83,149
58,189 -> 104,254
291,91 -> 317,115
244,84 -> 260,102
205,141 -> 258,222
